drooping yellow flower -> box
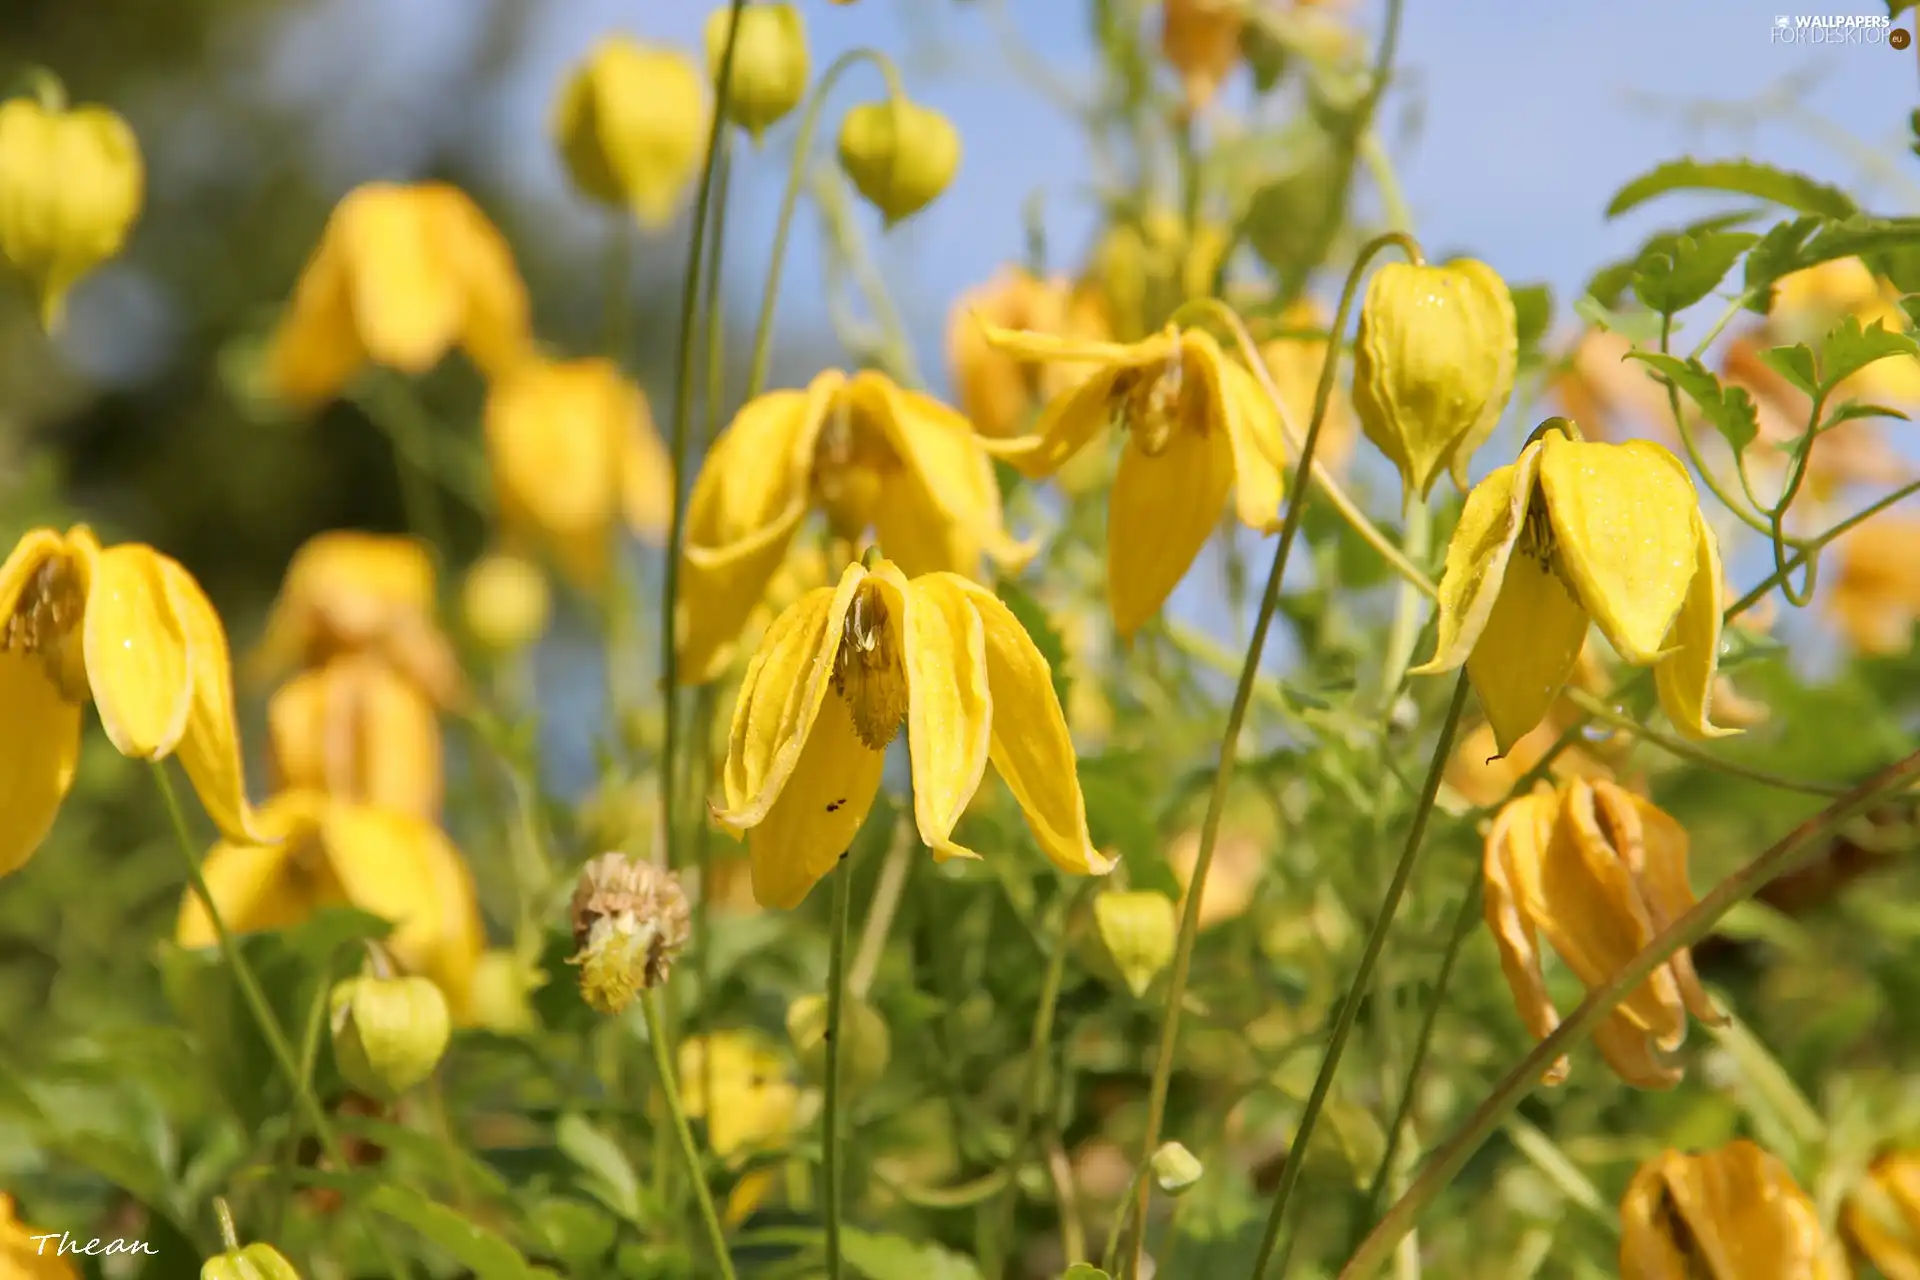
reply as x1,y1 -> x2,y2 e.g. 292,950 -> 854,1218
1413,421 -> 1731,755
1160,0 -> 1244,115
0,93 -> 143,329
677,369 -> 1029,684
1845,1151 -> 1920,1280
946,267 -> 1108,440
678,1031 -> 799,1159
268,654 -> 444,821
1483,778 -> 1722,1089
1827,515 -> 1920,656
705,4 -> 809,143
553,37 -> 709,228
484,356 -> 673,589
974,322 -> 1289,637
0,526 -> 260,875
714,558 -> 1111,908
266,182 -> 531,405
251,531 -> 463,706
1620,1141 -> 1845,1279
176,790 -> 484,1019
835,96 -> 961,226
1259,298 -> 1356,472
0,1192 -> 77,1279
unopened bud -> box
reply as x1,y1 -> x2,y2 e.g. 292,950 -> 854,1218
567,853 -> 691,1013
1094,891 -> 1179,997
465,948 -> 544,1034
706,4 -> 809,143
202,1243 -> 302,1280
835,97 -> 960,226
461,552 -> 551,653
552,38 -> 708,228
329,972 -> 451,1100
1150,1141 -> 1204,1195
1352,258 -> 1517,502
786,992 -> 892,1093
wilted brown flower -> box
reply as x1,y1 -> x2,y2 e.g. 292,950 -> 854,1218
567,853 -> 692,1012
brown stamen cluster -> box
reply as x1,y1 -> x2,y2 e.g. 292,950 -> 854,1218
566,852 -> 692,1014
831,582 -> 909,751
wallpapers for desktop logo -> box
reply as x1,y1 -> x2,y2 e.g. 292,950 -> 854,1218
1772,13 -> 1908,46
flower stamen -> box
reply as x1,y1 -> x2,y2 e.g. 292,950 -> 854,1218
2,555 -> 87,701
832,582 -> 908,751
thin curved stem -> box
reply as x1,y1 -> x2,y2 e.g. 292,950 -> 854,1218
1728,475 -> 1920,618
641,991 -> 740,1280
1563,688 -> 1846,797
823,854 -> 855,1280
1340,745 -> 1920,1279
1251,673 -> 1471,1278
1125,230 -> 1426,1280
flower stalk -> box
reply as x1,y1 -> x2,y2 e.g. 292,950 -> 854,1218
823,852 -> 855,1279
641,990 -> 740,1280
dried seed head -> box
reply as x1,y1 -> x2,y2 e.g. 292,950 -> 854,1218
567,852 -> 692,1013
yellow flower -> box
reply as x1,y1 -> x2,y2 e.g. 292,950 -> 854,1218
947,267 -> 1108,440
1160,0 -> 1244,115
1769,256 -> 1920,404
0,1192 -> 77,1279
706,4 -> 809,143
1084,211 -> 1228,343
975,322 -> 1288,637
0,526 -> 261,875
1845,1151 -> 1920,1280
460,551 -> 551,653
1259,298 -> 1356,472
678,1031 -> 799,1160
1166,826 -> 1263,930
1413,422 -> 1731,755
266,182 -> 531,405
483,356 -> 673,589
835,97 -> 961,226
1828,515 -> 1920,656
1483,778 -> 1722,1089
0,94 -> 142,330
176,790 -> 484,1019
251,531 -> 463,706
1620,1141 -> 1844,1279
714,558 -> 1112,908
676,369 -> 1029,684
267,654 -> 444,821
553,37 -> 708,228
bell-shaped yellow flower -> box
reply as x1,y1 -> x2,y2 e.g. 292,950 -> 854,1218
1845,1151 -> 1920,1280
975,322 -> 1289,637
1620,1141 -> 1844,1279
176,789 -> 484,1018
835,97 -> 961,226
0,1192 -> 77,1279
1159,0 -> 1243,115
484,355 -> 673,589
714,558 -> 1112,908
251,531 -> 463,706
677,368 -> 1028,684
552,37 -> 709,228
706,4 -> 809,143
1483,778 -> 1722,1089
266,182 -> 532,405
1828,515 -> 1920,656
947,267 -> 1109,440
268,654 -> 444,821
1413,422 -> 1731,755
0,94 -> 143,330
678,1031 -> 800,1160
0,526 -> 260,876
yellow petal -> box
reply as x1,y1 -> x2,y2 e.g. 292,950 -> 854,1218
1619,1153 -> 1697,1279
954,580 -> 1112,877
1463,544 -> 1590,757
744,683 -> 887,909
175,793 -> 333,947
268,656 -> 444,821
267,224 -> 368,404
973,314 -> 1152,366
1480,791 -> 1568,1083
159,555 -> 267,843
484,358 -> 623,537
431,184 -> 533,380
892,569 -> 992,856
1590,1008 -> 1684,1091
1654,511 -> 1739,741
1205,340 -> 1286,534
1613,784 -> 1721,1028
0,652 -> 82,876
716,566 -> 862,829
1108,418 -> 1235,638
339,184 -> 463,373
84,544 -> 193,760
1539,435 -> 1697,665
0,527 -> 72,620
1412,443 -> 1540,676
1659,1142 -> 1831,1280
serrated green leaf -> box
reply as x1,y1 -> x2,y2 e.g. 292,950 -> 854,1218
1632,231 -> 1761,314
1510,282 -> 1553,351
995,576 -> 1072,713
1757,344 -> 1819,398
1606,158 -> 1857,221
1819,316 -> 1920,392
367,1182 -> 542,1279
1573,295 -> 1665,343
842,1228 -> 982,1280
1748,216 -> 1920,304
1625,352 -> 1760,453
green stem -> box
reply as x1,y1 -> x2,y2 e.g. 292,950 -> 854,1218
641,990 -> 739,1280
151,764 -> 411,1280
366,380 -> 456,556
1125,230 -> 1425,1280
746,47 -> 905,397
1340,744 -> 1920,1279
823,854 -> 855,1280
849,820 -> 913,1000
1727,476 -> 1920,618
703,138 -> 734,443
1252,674 -> 1471,1278
1562,688 -> 1846,797
1766,388 -> 1831,608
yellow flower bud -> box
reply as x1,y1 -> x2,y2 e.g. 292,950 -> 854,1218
461,553 -> 551,653
0,93 -> 143,329
201,1243 -> 301,1280
329,971 -> 452,1100
552,37 -> 709,228
1093,891 -> 1179,997
786,992 -> 892,1093
1160,0 -> 1243,116
465,949 -> 544,1035
835,97 -> 960,226
1150,1141 -> 1204,1196
1351,258 -> 1518,502
706,5 -> 809,143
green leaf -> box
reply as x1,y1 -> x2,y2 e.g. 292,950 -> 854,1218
1572,295 -> 1665,344
842,1227 -> 982,1280
1824,401 -> 1910,428
1756,344 -> 1818,398
1625,352 -> 1760,453
1748,216 -> 1920,305
1061,1267 -> 1113,1280
1819,315 -> 1920,391
1509,282 -> 1553,352
555,1113 -> 644,1225
1743,215 -> 1825,306
1632,231 -> 1761,315
996,575 -> 1072,713
367,1182 -> 542,1279
1605,158 -> 1857,221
